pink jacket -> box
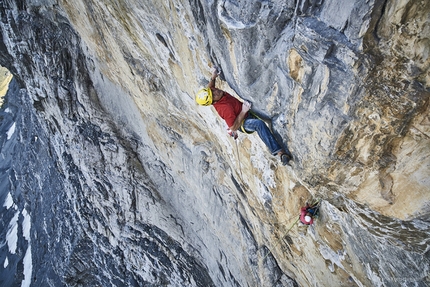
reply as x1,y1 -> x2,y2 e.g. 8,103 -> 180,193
300,207 -> 313,225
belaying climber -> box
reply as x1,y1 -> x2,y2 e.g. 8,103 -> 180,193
195,69 -> 292,166
300,202 -> 319,225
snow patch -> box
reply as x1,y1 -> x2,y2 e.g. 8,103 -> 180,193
21,208 -> 32,287
4,256 -> 8,268
21,246 -> 32,287
6,122 -> 16,140
4,192 -> 14,209
6,211 -> 19,254
22,209 -> 31,241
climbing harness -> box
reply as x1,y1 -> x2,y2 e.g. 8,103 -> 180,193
240,111 -> 260,134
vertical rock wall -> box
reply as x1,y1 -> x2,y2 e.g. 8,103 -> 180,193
0,0 -> 429,286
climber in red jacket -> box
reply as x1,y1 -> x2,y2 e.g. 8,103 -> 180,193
300,206 -> 314,225
300,202 -> 319,225
196,69 -> 291,166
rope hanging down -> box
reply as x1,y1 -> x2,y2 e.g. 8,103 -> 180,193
260,199 -> 321,263
261,216 -> 300,263
234,139 -> 243,181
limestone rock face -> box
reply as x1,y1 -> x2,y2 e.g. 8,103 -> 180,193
0,0 -> 429,286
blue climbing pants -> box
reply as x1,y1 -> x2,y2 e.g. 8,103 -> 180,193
241,117 -> 282,156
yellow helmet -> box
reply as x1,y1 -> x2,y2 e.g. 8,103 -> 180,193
195,88 -> 212,106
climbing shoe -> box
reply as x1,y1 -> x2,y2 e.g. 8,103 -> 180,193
280,153 -> 292,166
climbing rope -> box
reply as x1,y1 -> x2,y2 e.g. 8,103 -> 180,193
260,199 -> 322,263
234,139 -> 244,181
260,216 -> 300,263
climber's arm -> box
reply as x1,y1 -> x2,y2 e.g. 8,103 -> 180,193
229,101 -> 251,131
207,70 -> 218,89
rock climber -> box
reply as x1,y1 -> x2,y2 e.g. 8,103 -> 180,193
195,69 -> 291,166
300,202 -> 319,225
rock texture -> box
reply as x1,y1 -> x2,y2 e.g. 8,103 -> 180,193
0,0 -> 429,286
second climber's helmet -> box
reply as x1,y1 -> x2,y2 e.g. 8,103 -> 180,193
195,88 -> 213,106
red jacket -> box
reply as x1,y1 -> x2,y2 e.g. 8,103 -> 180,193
213,92 -> 247,128
300,207 -> 313,225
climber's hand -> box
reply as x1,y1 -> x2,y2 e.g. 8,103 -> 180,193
227,129 -> 238,140
242,101 -> 251,113
212,67 -> 220,78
